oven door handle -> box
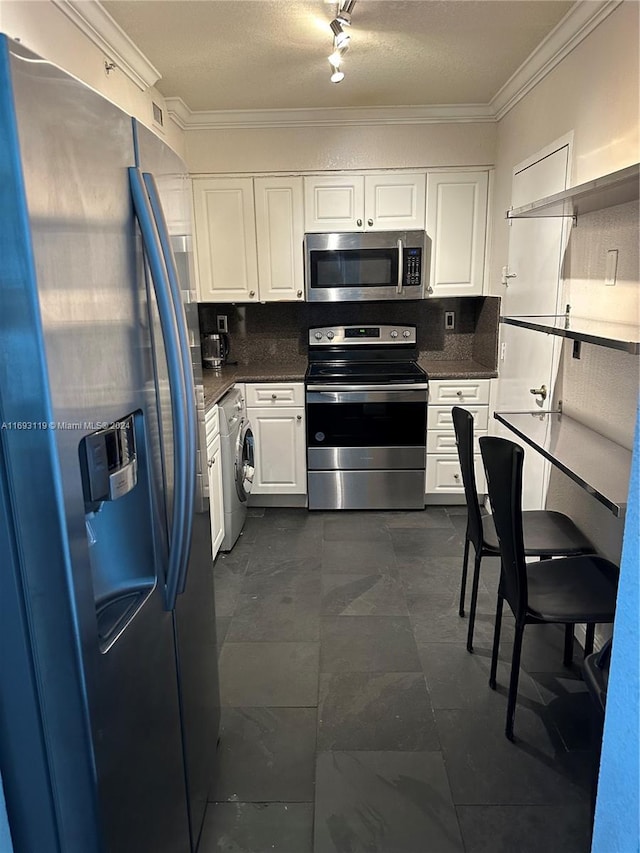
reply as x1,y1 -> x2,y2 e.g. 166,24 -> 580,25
306,383 -> 429,392
396,237 -> 404,295
306,388 -> 429,404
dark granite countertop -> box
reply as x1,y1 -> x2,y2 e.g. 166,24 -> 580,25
203,358 -> 496,409
418,359 -> 498,380
202,359 -> 308,408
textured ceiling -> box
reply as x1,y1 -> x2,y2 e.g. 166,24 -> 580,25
103,0 -> 574,112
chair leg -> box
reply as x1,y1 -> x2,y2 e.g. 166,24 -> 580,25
489,594 -> 503,690
564,624 -> 574,667
459,537 -> 470,617
584,623 -> 596,657
506,622 -> 525,741
466,551 -> 483,653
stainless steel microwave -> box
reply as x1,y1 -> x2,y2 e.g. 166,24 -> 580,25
304,230 -> 430,302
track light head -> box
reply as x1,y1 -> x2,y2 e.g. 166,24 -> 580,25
330,64 -> 345,84
331,19 -> 351,50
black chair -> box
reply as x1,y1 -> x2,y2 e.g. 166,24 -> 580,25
452,406 -> 595,654
479,435 -> 618,741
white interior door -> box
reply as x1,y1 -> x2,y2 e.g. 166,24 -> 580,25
495,141 -> 571,509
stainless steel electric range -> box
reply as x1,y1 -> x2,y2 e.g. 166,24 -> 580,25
305,324 -> 429,510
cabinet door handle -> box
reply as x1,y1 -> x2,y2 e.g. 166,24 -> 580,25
296,415 -> 302,421
356,218 -> 362,227
249,290 -> 256,298
297,290 -> 303,298
271,393 -> 277,400
427,285 -> 433,294
456,390 -> 463,397
367,218 -> 374,227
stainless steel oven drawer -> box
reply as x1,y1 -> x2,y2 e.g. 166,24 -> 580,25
308,469 -> 425,510
308,445 -> 425,471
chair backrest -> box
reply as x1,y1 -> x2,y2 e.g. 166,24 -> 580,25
478,436 -> 528,621
452,406 -> 484,550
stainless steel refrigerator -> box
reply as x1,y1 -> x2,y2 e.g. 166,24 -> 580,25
0,36 -> 219,853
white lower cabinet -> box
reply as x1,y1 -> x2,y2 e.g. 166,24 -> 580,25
245,383 -> 307,497
205,405 -> 225,559
426,379 -> 490,499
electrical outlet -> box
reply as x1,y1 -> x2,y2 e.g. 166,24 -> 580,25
217,315 -> 228,333
444,311 -> 455,330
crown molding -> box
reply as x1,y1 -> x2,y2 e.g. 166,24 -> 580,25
165,101 -> 495,131
51,0 -> 161,91
491,0 -> 622,121
61,0 -> 620,128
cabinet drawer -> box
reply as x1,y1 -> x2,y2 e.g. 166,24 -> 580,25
205,404 -> 220,446
429,379 -> 490,405
426,429 -> 486,455
245,382 -> 305,407
426,454 -> 487,494
428,405 -> 489,431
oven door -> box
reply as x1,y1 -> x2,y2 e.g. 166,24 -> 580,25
306,387 -> 427,471
304,231 -> 428,302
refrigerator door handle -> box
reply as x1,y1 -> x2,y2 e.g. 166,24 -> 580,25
129,167 -> 188,612
142,171 -> 197,599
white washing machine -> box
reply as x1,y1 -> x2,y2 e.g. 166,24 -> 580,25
218,387 -> 255,551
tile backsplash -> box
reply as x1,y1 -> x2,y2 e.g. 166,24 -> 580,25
198,296 -> 499,369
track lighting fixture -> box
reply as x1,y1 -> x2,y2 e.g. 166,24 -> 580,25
327,1 -> 356,84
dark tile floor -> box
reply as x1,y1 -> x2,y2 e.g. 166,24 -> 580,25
198,507 -> 595,853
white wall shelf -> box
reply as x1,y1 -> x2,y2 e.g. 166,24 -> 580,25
505,163 -> 639,221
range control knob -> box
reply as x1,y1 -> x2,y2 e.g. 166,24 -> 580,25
314,332 -> 323,340
326,331 -> 335,340
403,329 -> 411,338
390,330 -> 398,339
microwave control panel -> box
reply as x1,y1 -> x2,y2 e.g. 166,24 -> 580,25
404,248 -> 422,286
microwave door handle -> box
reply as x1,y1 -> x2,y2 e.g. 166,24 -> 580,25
397,238 -> 404,294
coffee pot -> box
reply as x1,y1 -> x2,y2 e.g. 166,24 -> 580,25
201,333 -> 230,369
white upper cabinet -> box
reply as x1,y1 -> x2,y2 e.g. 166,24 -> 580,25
425,171 -> 489,297
364,173 -> 426,231
193,176 -> 305,302
303,175 -> 365,232
193,177 -> 259,302
304,173 -> 425,232
254,176 -> 305,302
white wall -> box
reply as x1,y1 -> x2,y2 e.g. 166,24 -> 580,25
489,0 -> 639,564
489,1 -> 639,297
0,0 -> 185,157
185,121 -> 497,174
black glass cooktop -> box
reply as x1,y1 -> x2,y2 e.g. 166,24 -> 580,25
306,361 -> 427,383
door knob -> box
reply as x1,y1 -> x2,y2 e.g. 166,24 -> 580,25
529,384 -> 548,401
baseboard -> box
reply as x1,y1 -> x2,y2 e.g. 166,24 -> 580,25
248,494 -> 308,508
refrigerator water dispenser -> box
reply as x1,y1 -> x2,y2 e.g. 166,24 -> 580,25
79,412 -> 157,651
